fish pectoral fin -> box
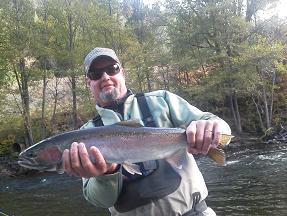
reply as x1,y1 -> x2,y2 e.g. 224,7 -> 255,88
56,162 -> 64,174
115,119 -> 144,128
123,163 -> 142,175
208,148 -> 226,166
166,149 -> 186,170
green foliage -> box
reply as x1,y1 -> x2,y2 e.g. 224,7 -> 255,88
0,0 -> 286,147
0,116 -> 25,156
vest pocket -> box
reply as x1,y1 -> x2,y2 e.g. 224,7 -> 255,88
114,159 -> 182,212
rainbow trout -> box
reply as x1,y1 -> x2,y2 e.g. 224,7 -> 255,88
18,121 -> 233,174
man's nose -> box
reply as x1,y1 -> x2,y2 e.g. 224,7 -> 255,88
101,72 -> 110,80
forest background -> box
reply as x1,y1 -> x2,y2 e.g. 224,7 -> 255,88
0,0 -> 286,155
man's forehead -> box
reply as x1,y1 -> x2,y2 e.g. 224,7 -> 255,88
90,56 -> 117,68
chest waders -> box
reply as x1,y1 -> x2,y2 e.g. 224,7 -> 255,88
93,93 -> 207,215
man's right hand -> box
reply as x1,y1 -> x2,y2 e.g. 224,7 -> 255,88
62,142 -> 119,178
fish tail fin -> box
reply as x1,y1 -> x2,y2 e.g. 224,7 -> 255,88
219,134 -> 234,146
208,148 -> 226,166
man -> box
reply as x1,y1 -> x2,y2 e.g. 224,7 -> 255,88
63,47 -> 231,215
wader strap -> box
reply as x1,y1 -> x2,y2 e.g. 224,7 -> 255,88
122,92 -> 159,180
135,93 -> 156,127
114,93 -> 182,212
182,192 -> 207,216
92,115 -> 104,127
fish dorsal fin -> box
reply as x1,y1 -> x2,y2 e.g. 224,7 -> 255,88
219,134 -> 234,146
115,120 -> 144,128
123,163 -> 142,175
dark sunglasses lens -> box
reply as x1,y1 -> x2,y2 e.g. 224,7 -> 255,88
106,64 -> 120,75
88,64 -> 120,80
88,72 -> 102,80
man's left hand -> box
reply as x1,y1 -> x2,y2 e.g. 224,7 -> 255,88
186,120 -> 222,155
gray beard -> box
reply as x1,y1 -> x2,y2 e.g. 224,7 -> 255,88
100,88 -> 120,104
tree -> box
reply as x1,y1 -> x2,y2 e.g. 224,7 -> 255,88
4,0 -> 36,147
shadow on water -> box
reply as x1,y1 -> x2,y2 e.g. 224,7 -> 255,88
0,140 -> 286,216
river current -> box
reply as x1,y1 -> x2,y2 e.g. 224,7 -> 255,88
0,141 -> 286,216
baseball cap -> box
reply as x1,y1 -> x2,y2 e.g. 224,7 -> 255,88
84,47 -> 120,74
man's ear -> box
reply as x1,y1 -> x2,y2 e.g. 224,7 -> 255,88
121,67 -> 125,77
86,77 -> 91,86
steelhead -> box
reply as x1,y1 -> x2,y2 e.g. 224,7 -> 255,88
18,120 -> 233,174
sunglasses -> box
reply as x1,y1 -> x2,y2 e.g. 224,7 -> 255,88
87,63 -> 120,80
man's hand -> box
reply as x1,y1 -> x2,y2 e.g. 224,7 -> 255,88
186,120 -> 223,155
62,142 -> 118,178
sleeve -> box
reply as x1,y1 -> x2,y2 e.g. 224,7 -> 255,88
164,91 -> 231,134
82,170 -> 123,208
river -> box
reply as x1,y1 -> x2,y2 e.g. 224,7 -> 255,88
0,141 -> 286,216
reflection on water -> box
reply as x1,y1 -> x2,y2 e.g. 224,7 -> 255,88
0,141 -> 286,216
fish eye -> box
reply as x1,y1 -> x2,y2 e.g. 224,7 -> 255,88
26,151 -> 37,158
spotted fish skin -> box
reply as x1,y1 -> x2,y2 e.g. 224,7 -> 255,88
18,121 -> 233,173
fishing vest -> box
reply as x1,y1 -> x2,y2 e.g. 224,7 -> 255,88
92,92 -> 207,214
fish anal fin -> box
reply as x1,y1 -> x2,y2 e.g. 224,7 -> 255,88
123,163 -> 142,175
115,120 -> 144,128
208,148 -> 226,166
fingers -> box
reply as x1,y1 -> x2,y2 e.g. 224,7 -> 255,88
89,147 -> 119,175
70,142 -> 85,176
90,146 -> 109,174
78,143 -> 99,177
63,148 -> 77,176
211,121 -> 221,147
63,142 -> 84,177
202,121 -> 213,154
62,142 -> 117,178
186,120 -> 222,155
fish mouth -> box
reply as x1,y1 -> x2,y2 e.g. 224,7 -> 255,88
18,157 -> 56,172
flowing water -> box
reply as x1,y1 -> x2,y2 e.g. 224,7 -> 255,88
0,141 -> 286,216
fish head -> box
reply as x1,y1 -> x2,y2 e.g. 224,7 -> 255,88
18,139 -> 63,173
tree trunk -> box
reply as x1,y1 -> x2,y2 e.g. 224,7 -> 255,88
41,2 -> 48,139
269,70 -> 276,126
71,75 -> 78,129
50,77 -> 60,132
136,66 -> 143,92
245,0 -> 257,22
41,69 -> 48,139
67,4 -> 78,129
229,91 -> 242,133
262,85 -> 271,129
108,0 -> 112,16
13,0 -> 33,147
252,95 -> 264,131
145,69 -> 152,92
161,66 -> 170,91
14,62 -> 34,148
